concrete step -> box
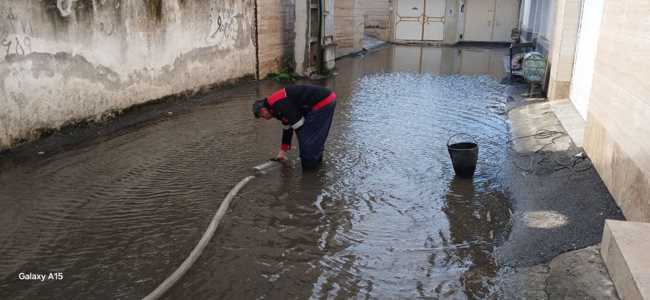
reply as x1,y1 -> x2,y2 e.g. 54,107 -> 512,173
550,99 -> 586,147
601,220 -> 650,300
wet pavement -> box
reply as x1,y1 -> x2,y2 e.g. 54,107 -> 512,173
0,45 -> 622,299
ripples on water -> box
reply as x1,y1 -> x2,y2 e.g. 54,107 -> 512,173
0,46 -> 513,299
315,73 -> 512,299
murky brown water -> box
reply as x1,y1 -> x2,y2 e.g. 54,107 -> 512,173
0,46 -> 513,299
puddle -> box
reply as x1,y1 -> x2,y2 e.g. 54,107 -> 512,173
0,45 -> 513,299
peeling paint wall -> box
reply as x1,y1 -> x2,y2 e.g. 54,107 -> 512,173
0,0 -> 256,149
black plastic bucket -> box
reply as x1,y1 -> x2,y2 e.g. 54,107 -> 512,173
447,133 -> 479,178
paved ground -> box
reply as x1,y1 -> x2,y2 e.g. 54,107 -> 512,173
494,84 -> 623,299
498,85 -> 624,267
498,246 -> 619,299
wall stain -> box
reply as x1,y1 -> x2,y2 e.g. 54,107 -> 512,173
0,0 -> 256,150
145,0 -> 164,23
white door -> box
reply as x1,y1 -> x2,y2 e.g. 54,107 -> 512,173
395,0 -> 425,40
492,0 -> 519,42
569,0 -> 605,120
423,0 -> 446,40
395,0 -> 446,41
464,0 -> 495,42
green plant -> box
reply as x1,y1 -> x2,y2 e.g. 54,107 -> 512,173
267,71 -> 296,83
267,54 -> 298,83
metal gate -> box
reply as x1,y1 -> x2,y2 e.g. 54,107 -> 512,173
395,0 -> 446,41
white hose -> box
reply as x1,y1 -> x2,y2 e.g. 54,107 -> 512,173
143,175 -> 256,300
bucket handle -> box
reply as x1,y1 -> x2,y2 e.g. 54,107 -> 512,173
447,133 -> 478,147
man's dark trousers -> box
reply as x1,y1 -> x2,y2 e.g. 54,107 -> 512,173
297,102 -> 336,170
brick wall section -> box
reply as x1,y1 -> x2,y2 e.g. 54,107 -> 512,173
359,0 -> 392,41
257,0 -> 296,78
583,0 -> 650,222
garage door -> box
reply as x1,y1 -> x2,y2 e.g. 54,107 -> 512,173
463,0 -> 495,42
463,0 -> 519,42
395,0 -> 446,41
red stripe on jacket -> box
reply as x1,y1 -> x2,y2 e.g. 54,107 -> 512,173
267,88 -> 287,106
312,92 -> 336,111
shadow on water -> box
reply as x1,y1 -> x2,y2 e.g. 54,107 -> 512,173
442,177 -> 512,298
0,45 -> 514,299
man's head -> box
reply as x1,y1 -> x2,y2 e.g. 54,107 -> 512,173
253,99 -> 273,120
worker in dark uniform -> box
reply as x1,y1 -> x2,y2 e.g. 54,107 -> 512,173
253,85 -> 336,170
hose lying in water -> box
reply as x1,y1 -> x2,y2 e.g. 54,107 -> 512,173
143,175 -> 255,300
143,160 -> 283,299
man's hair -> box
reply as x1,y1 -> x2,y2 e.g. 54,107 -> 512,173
252,99 -> 266,118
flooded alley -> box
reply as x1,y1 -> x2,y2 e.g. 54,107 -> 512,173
0,45 -> 622,299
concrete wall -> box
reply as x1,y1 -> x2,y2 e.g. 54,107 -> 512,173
257,0 -> 296,77
359,0 -> 392,41
547,0 -> 580,101
0,0 -> 256,150
445,0 -> 460,44
294,0 -> 308,75
334,0 -> 364,57
583,0 -> 650,223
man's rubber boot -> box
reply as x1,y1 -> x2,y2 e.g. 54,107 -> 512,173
301,159 -> 321,171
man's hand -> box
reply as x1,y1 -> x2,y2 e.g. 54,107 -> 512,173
275,149 -> 287,161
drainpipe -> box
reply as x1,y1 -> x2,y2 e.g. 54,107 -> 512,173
321,0 -> 336,72
254,0 -> 260,80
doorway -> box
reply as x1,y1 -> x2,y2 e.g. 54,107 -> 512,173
569,0 -> 605,120
463,0 -> 519,42
394,0 -> 446,41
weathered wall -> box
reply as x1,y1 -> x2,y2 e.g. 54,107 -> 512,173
257,0 -> 296,77
583,0 -> 650,222
0,0 -> 255,149
334,0 -> 364,57
359,0 -> 391,41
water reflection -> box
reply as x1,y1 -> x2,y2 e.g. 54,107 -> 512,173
443,177 -> 512,298
308,61 -> 512,298
388,46 -> 507,80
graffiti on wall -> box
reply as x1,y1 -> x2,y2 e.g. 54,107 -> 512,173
0,8 -> 33,60
205,6 -> 243,48
57,0 -> 74,17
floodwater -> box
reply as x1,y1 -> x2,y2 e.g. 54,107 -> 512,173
0,45 -> 514,299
